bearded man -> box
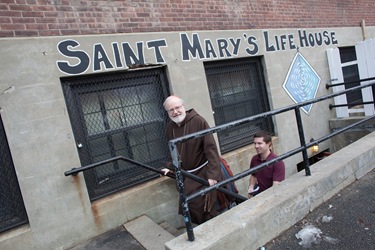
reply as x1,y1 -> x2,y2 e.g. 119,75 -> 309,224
161,95 -> 222,224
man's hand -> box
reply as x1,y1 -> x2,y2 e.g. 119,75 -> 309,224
208,179 -> 217,186
248,183 -> 260,199
161,168 -> 173,176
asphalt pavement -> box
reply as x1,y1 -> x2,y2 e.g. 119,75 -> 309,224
68,226 -> 145,250
264,168 -> 375,250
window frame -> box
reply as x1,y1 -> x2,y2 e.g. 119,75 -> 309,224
204,57 -> 274,153
0,116 -> 29,232
61,67 -> 171,201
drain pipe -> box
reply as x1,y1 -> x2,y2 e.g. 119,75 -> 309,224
361,20 -> 366,41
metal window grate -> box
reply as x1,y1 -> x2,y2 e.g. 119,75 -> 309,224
0,116 -> 29,233
205,57 -> 274,153
61,67 -> 171,201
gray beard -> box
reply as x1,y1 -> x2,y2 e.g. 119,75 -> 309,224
171,113 -> 186,125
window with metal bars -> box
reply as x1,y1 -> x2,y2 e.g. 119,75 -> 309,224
205,57 -> 274,153
0,116 -> 29,233
61,66 -> 171,201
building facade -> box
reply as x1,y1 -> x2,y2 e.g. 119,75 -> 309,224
1,1 -> 374,249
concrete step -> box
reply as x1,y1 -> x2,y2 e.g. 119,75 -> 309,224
124,215 -> 175,250
158,221 -> 186,237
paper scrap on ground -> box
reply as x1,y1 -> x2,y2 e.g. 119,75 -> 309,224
295,222 -> 339,248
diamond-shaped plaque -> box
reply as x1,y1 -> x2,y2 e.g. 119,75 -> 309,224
282,52 -> 321,114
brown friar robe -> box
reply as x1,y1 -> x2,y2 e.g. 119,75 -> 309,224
166,109 -> 222,224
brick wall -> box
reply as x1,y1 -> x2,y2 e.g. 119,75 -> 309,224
0,0 -> 374,38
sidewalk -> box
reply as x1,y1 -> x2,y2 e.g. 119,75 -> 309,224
265,168 -> 375,250
68,226 -> 145,250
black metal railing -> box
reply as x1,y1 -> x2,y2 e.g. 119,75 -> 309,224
326,76 -> 375,110
64,156 -> 247,204
167,80 -> 375,241
325,76 -> 375,89
65,80 -> 375,242
329,101 -> 374,109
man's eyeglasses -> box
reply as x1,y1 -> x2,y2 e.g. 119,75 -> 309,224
167,105 -> 183,113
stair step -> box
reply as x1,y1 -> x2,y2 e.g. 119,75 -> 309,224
124,215 -> 174,250
158,221 -> 186,237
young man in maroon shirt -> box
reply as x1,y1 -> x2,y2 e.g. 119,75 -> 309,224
248,130 -> 285,198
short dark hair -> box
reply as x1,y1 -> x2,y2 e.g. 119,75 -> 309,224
253,130 -> 272,144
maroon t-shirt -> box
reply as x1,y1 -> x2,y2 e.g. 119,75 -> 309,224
250,151 -> 285,193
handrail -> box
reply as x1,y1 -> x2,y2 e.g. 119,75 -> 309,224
325,76 -> 375,89
64,155 -> 165,176
187,114 -> 375,202
64,156 -> 247,203
329,101 -> 374,109
168,80 -> 375,241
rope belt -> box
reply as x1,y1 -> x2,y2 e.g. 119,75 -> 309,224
186,161 -> 208,173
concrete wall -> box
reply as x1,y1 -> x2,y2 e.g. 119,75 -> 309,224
0,26 -> 374,249
330,117 -> 375,152
165,131 -> 375,250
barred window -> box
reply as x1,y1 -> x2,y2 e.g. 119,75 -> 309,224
62,67 -> 170,201
205,57 -> 274,153
0,116 -> 28,232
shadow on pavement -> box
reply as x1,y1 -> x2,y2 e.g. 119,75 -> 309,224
68,226 -> 145,250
